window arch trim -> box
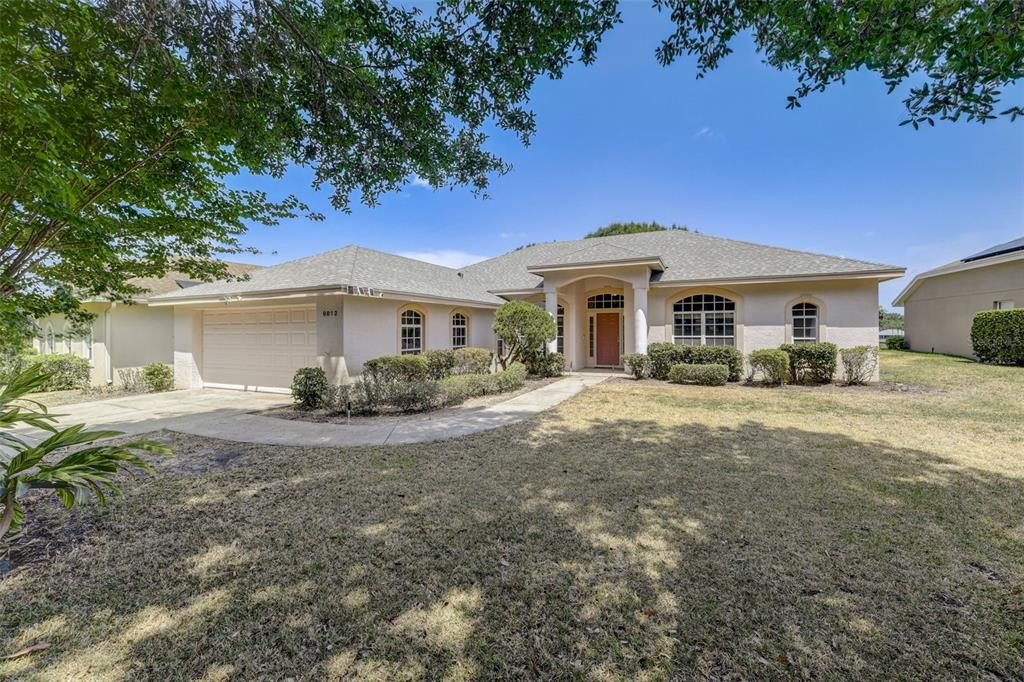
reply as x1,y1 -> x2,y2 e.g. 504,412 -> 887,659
398,305 -> 427,355
671,293 -> 737,346
449,308 -> 470,349
785,295 -> 828,344
663,287 -> 743,349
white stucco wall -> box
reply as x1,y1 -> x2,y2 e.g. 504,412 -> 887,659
340,296 -> 496,377
649,278 -> 881,378
35,302 -> 173,386
163,277 -> 881,390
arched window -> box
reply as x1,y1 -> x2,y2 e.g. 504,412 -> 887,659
672,294 -> 735,346
556,304 -> 565,354
587,293 -> 624,309
451,311 -> 468,349
792,302 -> 819,343
45,325 -> 55,354
400,309 -> 424,355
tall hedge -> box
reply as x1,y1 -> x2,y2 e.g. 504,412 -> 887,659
647,342 -> 743,381
971,309 -> 1024,365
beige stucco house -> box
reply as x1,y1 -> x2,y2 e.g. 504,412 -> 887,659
34,263 -> 260,386
117,230 -> 903,393
34,231 -> 903,392
893,237 -> 1024,358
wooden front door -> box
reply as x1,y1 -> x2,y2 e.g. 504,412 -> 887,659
595,313 -> 620,366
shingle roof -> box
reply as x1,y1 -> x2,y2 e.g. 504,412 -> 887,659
526,240 -> 659,269
465,230 -> 900,291
152,246 -> 504,305
115,262 -> 262,301
151,231 -> 902,305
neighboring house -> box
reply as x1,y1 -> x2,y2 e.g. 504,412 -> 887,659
142,231 -> 903,392
893,237 -> 1024,358
34,263 -> 261,386
879,328 -> 903,342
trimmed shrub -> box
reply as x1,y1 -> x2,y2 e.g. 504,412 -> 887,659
423,349 -> 457,379
143,363 -> 174,392
668,363 -> 729,386
621,353 -> 651,379
884,336 -> 909,350
492,362 -> 527,393
748,349 -> 789,386
971,309 -> 1024,365
779,342 -> 838,383
33,354 -> 90,391
390,380 -> 443,412
346,379 -> 387,414
363,354 -> 429,384
291,367 -> 329,409
440,373 -> 490,405
118,368 -> 146,393
647,342 -> 743,381
527,351 -> 564,377
840,346 -> 878,385
453,347 -> 493,375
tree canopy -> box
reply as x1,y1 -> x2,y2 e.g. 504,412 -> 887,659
879,307 -> 905,331
3,0 -> 1020,344
654,0 -> 1023,127
585,222 -> 689,239
0,0 -> 620,342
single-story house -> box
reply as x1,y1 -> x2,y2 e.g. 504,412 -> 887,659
35,230 -> 904,392
879,328 -> 903,342
33,263 -> 261,386
893,237 -> 1023,358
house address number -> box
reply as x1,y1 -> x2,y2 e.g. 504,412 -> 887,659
322,310 -> 338,317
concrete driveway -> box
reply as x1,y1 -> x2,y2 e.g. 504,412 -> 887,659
20,389 -> 290,438
14,375 -> 609,447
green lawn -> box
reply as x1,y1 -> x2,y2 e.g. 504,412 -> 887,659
2,350 -> 1022,680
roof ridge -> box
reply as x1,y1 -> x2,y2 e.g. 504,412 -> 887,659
351,244 -> 464,273
677,230 -> 899,269
560,240 -> 650,258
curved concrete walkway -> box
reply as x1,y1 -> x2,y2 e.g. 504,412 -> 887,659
15,374 -> 608,447
176,374 -> 608,446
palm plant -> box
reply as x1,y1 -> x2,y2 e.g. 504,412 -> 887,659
0,364 -> 169,538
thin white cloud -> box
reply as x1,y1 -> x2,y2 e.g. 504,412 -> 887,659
398,249 -> 490,269
500,231 -> 527,239
693,126 -> 713,139
410,174 -> 431,188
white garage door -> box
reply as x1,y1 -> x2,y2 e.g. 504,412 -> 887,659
202,305 -> 317,393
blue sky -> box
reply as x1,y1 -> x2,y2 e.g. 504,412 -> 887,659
234,3 -> 1024,309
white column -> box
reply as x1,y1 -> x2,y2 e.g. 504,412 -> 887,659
634,285 -> 649,355
172,307 -> 202,389
545,289 -> 558,354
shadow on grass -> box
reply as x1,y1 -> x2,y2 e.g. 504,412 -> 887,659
1,410 -> 1022,680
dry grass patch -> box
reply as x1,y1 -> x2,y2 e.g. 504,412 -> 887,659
1,351 -> 1022,679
